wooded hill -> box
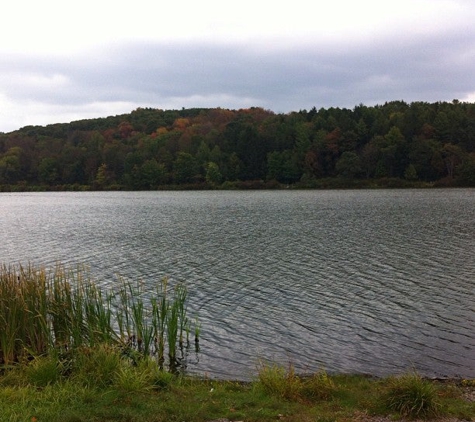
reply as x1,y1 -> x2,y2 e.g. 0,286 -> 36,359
1,100 -> 475,190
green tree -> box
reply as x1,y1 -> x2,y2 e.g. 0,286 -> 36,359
38,157 -> 60,184
381,126 -> 408,177
140,159 -> 167,188
223,152 -> 242,181
267,150 -> 301,183
205,162 -> 223,186
195,141 -> 211,170
442,143 -> 465,178
94,163 -> 111,189
59,144 -> 86,184
361,140 -> 380,178
456,154 -> 475,186
335,151 -> 362,178
173,152 -> 199,184
404,164 -> 418,181
408,139 -> 443,181
0,147 -> 23,183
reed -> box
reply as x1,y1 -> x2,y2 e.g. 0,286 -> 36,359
0,264 -> 199,373
167,298 -> 179,366
150,279 -> 168,367
174,283 -> 188,346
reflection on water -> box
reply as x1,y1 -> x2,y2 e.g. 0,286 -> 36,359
1,189 -> 474,379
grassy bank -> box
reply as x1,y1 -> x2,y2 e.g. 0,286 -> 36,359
1,357 -> 474,422
1,264 -> 474,421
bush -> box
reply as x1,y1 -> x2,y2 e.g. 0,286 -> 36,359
382,371 -> 441,419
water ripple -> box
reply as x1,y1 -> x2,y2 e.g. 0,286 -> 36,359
1,189 -> 474,380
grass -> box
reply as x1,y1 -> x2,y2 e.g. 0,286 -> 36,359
0,264 -> 198,372
381,371 -> 442,418
255,360 -> 336,402
1,357 -> 473,422
1,263 -> 474,421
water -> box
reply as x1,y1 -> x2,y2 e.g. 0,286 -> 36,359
1,189 -> 474,380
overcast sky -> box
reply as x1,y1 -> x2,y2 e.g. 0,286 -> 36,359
1,0 -> 475,133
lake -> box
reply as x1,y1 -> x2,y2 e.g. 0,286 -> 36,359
1,189 -> 474,380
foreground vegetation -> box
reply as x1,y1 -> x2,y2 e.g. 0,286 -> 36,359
1,263 -> 474,421
1,101 -> 475,191
0,264 -> 199,371
1,357 -> 474,422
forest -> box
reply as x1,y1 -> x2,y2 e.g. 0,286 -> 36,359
1,100 -> 475,190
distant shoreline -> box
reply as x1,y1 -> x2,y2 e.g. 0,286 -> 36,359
0,177 -> 471,193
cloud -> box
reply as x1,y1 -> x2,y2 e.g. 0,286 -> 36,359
0,92 -> 141,132
1,0 -> 475,132
3,0 -> 474,52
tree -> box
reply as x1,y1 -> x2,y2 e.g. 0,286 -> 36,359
195,141 -> 211,168
57,143 -> 86,184
335,151 -> 362,178
380,126 -> 408,177
442,143 -> 465,178
266,150 -> 301,183
224,153 -> 242,181
361,140 -> 380,178
407,139 -> 443,181
173,152 -> 199,184
456,153 -> 475,186
205,162 -> 223,186
0,147 -> 23,183
38,157 -> 60,184
139,159 -> 167,188
94,163 -> 112,189
404,164 -> 418,181
2,102 -> 475,189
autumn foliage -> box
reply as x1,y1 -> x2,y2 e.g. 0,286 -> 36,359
1,101 -> 475,190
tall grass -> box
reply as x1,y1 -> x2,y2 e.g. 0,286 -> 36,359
256,360 -> 336,402
0,264 -> 199,372
0,265 -> 50,365
382,371 -> 441,418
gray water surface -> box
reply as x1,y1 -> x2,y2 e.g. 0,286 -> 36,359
1,189 -> 474,379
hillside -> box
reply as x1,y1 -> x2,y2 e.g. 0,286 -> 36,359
1,101 -> 475,190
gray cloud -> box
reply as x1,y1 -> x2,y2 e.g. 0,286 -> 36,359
1,25 -> 475,131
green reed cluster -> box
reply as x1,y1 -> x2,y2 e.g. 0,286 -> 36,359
0,264 -> 199,371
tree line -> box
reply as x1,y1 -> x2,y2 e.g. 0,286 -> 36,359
1,100 -> 475,190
